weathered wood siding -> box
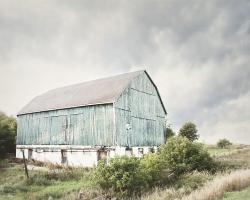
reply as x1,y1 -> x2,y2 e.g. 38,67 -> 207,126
114,73 -> 166,146
17,104 -> 114,146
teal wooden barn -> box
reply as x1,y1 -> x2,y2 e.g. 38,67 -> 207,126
16,70 -> 167,166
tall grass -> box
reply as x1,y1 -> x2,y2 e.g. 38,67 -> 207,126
142,187 -> 185,200
142,169 -> 250,200
181,169 -> 250,200
142,171 -> 212,200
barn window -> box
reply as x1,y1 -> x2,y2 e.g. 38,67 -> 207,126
61,150 -> 67,164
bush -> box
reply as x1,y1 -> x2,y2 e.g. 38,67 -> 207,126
94,138 -> 219,198
159,137 -> 216,175
94,156 -> 147,199
140,153 -> 166,187
179,122 -> 199,142
217,139 -> 232,148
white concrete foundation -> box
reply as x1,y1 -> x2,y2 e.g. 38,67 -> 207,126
16,145 -> 158,167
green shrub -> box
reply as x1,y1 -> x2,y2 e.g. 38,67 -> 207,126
94,138 -> 218,198
217,139 -> 232,148
140,153 -> 166,187
159,137 -> 216,175
94,156 -> 147,199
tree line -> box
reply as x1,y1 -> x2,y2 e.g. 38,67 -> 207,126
0,111 -> 17,158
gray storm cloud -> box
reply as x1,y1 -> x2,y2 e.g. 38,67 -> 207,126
0,0 -> 249,143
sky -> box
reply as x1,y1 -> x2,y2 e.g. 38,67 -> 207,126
0,0 -> 249,144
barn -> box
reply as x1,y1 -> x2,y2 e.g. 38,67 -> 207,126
16,70 -> 167,167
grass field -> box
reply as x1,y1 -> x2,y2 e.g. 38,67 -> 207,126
1,145 -> 250,200
207,147 -> 235,156
222,185 -> 250,200
205,144 -> 249,157
0,162 -> 99,200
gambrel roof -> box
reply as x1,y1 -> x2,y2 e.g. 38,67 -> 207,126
18,70 -> 166,115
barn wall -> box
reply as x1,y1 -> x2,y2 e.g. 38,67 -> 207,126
17,104 -> 114,146
114,72 -> 166,146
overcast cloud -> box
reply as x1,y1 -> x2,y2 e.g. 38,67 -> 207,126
0,0 -> 249,143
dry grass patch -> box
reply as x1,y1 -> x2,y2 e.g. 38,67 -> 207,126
181,169 -> 250,200
142,171 -> 212,200
141,187 -> 185,200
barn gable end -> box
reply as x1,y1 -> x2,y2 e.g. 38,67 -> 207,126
114,71 -> 166,146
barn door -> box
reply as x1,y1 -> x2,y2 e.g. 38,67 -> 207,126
68,114 -> 77,145
62,116 -> 69,144
68,113 -> 84,145
50,115 -> 68,145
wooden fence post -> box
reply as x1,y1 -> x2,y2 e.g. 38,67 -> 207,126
22,149 -> 29,179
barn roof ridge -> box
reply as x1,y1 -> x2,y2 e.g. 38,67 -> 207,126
18,70 -> 145,115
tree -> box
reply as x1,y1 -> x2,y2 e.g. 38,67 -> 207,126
0,111 -> 17,158
166,127 -> 175,138
179,122 -> 199,142
217,138 -> 232,148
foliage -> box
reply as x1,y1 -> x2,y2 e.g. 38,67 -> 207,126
217,139 -> 232,149
94,137 -> 219,198
0,111 -> 17,158
139,153 -> 166,187
94,156 -> 148,199
166,127 -> 175,138
159,137 -> 216,175
179,122 -> 199,142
